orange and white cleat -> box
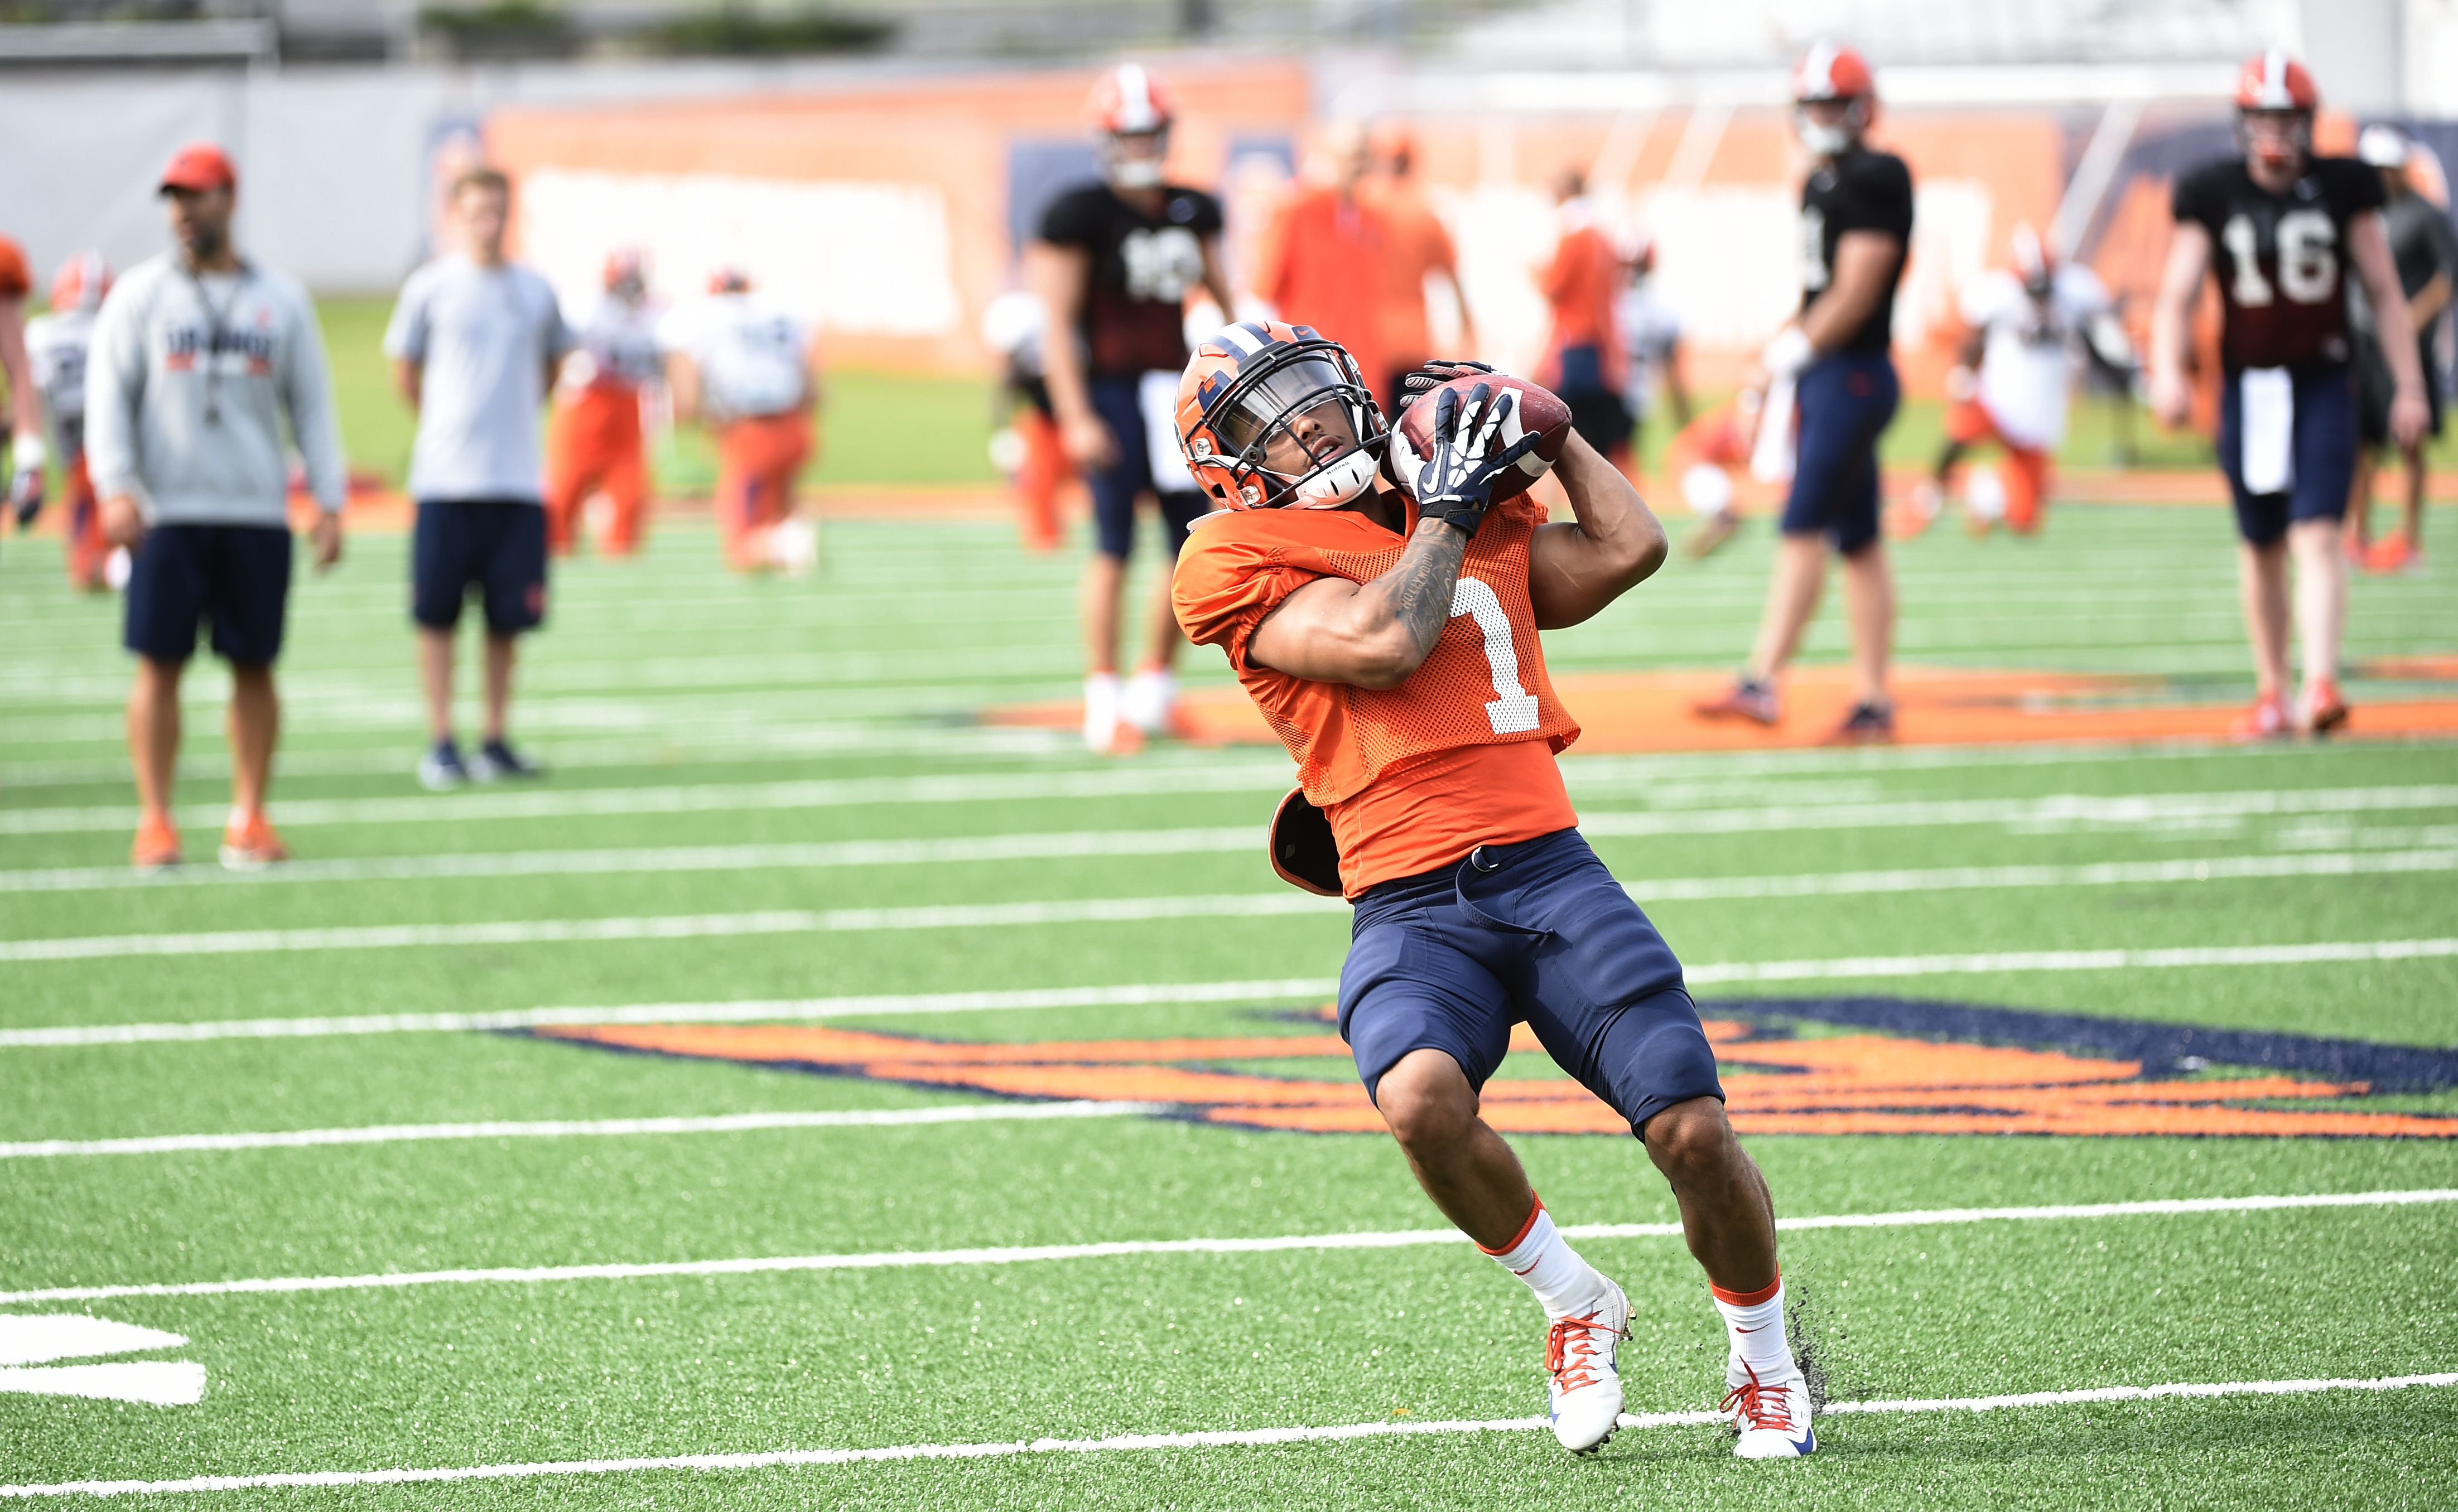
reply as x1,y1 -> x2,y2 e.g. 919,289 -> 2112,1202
219,810 -> 290,872
1545,1281 -> 1630,1454
131,813 -> 182,873
2234,690 -> 2292,742
2363,533 -> 2419,575
2302,679 -> 2349,736
1723,1358 -> 1817,1458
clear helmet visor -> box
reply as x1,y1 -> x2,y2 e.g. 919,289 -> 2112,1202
1215,353 -> 1379,505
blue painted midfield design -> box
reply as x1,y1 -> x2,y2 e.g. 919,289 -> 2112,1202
1709,996 -> 2458,1093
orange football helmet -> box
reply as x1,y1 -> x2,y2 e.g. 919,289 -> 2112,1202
2235,50 -> 2318,173
1792,41 -> 1877,156
1087,63 -> 1174,189
603,247 -> 647,298
49,250 -> 111,313
1177,320 -> 1386,510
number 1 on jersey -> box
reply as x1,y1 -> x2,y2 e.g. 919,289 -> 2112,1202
1450,576 -> 1540,734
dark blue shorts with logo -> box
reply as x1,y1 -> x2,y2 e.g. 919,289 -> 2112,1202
1336,828 -> 1724,1137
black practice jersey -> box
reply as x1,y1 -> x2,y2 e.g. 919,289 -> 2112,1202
2172,156 -> 2384,370
1037,182 -> 1223,377
1800,146 -> 1915,355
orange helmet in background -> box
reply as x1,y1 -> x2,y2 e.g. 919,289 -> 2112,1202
603,247 -> 647,298
2235,50 -> 2319,173
49,250 -> 112,313
1177,320 -> 1386,511
1792,41 -> 1877,156
1087,63 -> 1175,190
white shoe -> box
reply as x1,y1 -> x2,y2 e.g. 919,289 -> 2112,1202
1119,668 -> 1176,736
767,517 -> 819,577
1723,1358 -> 1816,1458
1545,1281 -> 1628,1454
1082,673 -> 1122,753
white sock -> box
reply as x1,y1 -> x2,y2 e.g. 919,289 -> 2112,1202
1713,1277 -> 1795,1380
1120,666 -> 1175,733
1482,1199 -> 1609,1319
1082,673 -> 1121,750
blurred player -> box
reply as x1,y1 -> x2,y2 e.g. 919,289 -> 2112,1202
982,288 -> 1069,552
1172,328 -> 1815,1459
87,143 -> 348,871
2149,52 -> 2427,737
25,253 -> 117,590
1,233 -> 42,549
2346,125 -> 2457,574
1900,224 -> 2126,538
1028,63 -> 1235,752
1696,44 -> 1912,741
544,247 -> 662,558
1664,391 -> 1763,559
1536,170 -> 1631,466
1252,123 -> 1390,386
388,166 -> 572,789
662,267 -> 822,576
1615,233 -> 1692,475
1358,121 -> 1477,412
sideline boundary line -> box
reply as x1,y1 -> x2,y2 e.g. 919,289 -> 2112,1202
3,1373 -> 2450,1497
0,1101 -> 1163,1160
11,939 -> 2457,1046
2,1189 -> 2449,1306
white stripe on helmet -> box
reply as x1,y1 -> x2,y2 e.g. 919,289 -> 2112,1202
1799,40 -> 1840,99
1114,64 -> 1160,132
1218,322 -> 1267,355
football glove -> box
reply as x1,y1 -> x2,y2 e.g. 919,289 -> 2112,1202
8,432 -> 45,529
1392,358 -> 1496,418
1411,381 -> 1541,539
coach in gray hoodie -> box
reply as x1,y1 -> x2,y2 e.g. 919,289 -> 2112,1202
86,142 -> 347,873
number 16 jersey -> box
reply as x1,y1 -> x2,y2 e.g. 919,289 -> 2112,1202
1173,495 -> 1581,895
2173,156 -> 2384,372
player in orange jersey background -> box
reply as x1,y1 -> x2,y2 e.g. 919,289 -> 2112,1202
1172,322 -> 1817,1460
544,248 -> 662,557
1358,121 -> 1476,414
25,252 -> 115,590
0,233 -> 45,548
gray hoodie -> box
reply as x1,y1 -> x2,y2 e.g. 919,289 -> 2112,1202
84,252 -> 346,528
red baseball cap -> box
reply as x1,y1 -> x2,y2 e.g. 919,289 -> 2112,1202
159,143 -> 238,194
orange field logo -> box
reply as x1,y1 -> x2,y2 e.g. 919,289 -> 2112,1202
536,998 -> 2458,1139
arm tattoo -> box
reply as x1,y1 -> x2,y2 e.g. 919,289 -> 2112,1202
1375,519 -> 1469,660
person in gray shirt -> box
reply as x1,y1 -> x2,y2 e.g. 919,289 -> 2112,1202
386,165 -> 572,790
85,142 -> 347,873
2348,125 -> 2458,571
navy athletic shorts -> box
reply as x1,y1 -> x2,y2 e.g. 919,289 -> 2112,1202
2218,364 -> 2358,546
1336,828 -> 1724,1137
412,498 -> 548,635
1086,372 -> 1209,562
123,522 -> 293,666
1555,343 -> 1635,457
1781,351 -> 1900,555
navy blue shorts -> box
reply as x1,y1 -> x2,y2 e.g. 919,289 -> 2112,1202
1781,351 -> 1900,555
1337,828 -> 1724,1137
1555,344 -> 1634,458
412,499 -> 548,635
1086,373 -> 1208,562
123,523 -> 292,666
2218,364 -> 2358,546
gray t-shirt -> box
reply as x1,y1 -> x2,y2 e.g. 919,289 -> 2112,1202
384,255 -> 571,503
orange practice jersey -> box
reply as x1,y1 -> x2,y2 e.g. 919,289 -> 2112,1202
1173,495 -> 1580,894
1539,223 -> 1623,384
1254,187 -> 1390,383
0,237 -> 27,299
1356,180 -> 1458,373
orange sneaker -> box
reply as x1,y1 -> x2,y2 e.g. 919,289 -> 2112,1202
2302,680 -> 2349,736
131,813 -> 182,873
219,810 -> 291,871
2363,533 -> 2415,574
2234,690 -> 2292,742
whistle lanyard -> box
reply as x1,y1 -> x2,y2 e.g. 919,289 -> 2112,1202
181,262 -> 251,427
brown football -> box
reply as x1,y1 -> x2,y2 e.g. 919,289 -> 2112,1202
1386,374 -> 1572,505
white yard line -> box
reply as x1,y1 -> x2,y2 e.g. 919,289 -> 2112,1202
3,1381 -> 2455,1498
0,978 -> 1346,1047
2,837 -> 2449,898
1,1189 -> 2448,1307
0,1101 -> 1163,1160
5,777 -> 2450,838
10,937 -> 2457,1044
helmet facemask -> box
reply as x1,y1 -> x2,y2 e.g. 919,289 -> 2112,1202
1794,97 -> 1867,157
1198,343 -> 1386,509
2238,109 -> 2312,177
1102,128 -> 1170,191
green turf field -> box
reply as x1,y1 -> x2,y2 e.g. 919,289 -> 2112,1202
2,504 -> 2455,1506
